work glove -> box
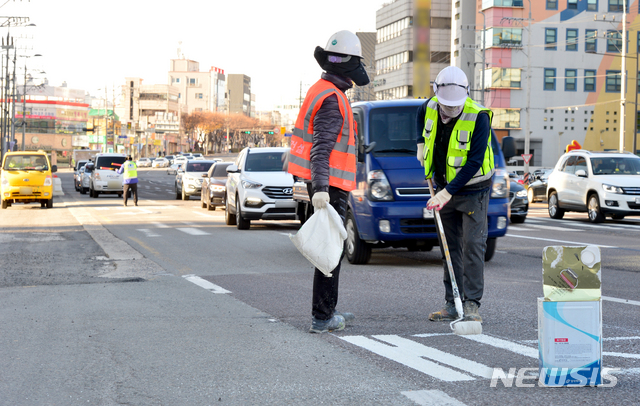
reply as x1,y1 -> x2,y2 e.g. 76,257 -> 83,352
427,188 -> 452,211
312,191 -> 330,210
416,143 -> 425,167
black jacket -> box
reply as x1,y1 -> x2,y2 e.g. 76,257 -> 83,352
309,72 -> 353,193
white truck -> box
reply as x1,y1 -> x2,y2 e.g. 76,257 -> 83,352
72,149 -> 101,168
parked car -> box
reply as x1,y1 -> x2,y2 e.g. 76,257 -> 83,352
527,168 -> 553,203
547,150 -> 640,222
225,147 -> 295,229
175,160 -> 217,200
509,180 -> 528,223
136,157 -> 151,167
152,157 -> 169,168
201,162 -> 233,210
89,153 -> 126,198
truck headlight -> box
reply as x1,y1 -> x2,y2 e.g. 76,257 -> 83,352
43,176 -> 52,186
491,168 -> 509,199
1,176 -> 8,187
368,170 -> 393,201
602,184 -> 624,194
94,173 -> 101,181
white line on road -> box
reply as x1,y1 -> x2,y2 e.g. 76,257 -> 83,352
603,296 -> 640,306
152,222 -> 170,228
401,390 -> 467,406
177,227 -> 210,235
506,234 -> 617,248
458,334 -> 537,358
529,224 -> 578,232
137,229 -> 160,237
182,274 -> 230,294
193,211 -> 215,218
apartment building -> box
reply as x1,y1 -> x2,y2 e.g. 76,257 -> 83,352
168,59 -> 227,114
460,0 -> 640,167
227,74 -> 252,116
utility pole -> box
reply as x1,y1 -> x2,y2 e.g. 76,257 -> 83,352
478,11 -> 486,102
620,4 -> 627,153
524,0 -> 532,174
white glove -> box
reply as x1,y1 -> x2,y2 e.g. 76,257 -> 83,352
416,143 -> 425,167
312,191 -> 330,210
427,188 -> 452,211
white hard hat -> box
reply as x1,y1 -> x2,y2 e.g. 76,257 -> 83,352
325,30 -> 362,58
433,66 -> 469,106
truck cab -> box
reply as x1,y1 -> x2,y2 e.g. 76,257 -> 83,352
293,99 -> 514,264
1,150 -> 57,209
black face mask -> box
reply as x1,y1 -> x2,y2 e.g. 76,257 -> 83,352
314,46 -> 370,86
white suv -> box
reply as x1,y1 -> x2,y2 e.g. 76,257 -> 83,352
224,147 -> 295,229
546,150 -> 640,222
89,153 -> 127,198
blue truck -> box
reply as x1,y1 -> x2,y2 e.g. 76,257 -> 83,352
292,99 -> 516,264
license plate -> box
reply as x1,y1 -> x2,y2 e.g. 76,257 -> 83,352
19,187 -> 32,195
423,207 -> 434,219
636,197 -> 640,204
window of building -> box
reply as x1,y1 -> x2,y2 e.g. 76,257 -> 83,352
492,108 -> 521,129
376,16 -> 412,43
431,17 -> 451,29
486,28 -> 523,47
546,0 -> 558,9
566,29 -> 578,51
585,69 -> 596,91
565,69 -> 577,91
189,78 -> 196,85
486,68 -> 521,88
607,30 -> 622,52
587,0 -> 598,11
481,0 -> 523,6
375,51 -> 413,75
175,78 -> 181,83
608,0 -> 624,12
568,0 -> 578,9
546,28 -> 557,50
606,70 -> 621,92
196,93 -> 203,99
375,85 -> 413,100
586,29 -> 598,52
545,68 -> 556,90
455,13 -> 460,20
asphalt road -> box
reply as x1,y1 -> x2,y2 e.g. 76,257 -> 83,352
1,165 -> 638,405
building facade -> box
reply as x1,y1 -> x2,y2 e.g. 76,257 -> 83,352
227,74 -> 252,116
168,59 -> 226,114
346,32 -> 377,102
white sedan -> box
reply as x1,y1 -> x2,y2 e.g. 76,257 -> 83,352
152,158 -> 169,168
136,158 -> 151,167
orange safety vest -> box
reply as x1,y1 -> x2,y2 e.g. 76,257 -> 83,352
287,79 -> 357,192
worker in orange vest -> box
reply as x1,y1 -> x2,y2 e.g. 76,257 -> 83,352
288,30 -> 369,333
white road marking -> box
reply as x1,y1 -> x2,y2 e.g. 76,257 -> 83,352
401,390 -> 466,406
412,333 -> 454,338
182,274 -> 230,294
528,224 -> 577,232
152,222 -> 170,228
137,229 -> 160,237
177,227 -> 210,235
459,334 -> 537,358
604,352 -> 640,359
506,234 -> 617,248
506,226 -> 531,231
193,211 -> 215,218
603,296 -> 640,306
603,336 -> 640,341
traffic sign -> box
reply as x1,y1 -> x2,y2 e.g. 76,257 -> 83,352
521,154 -> 532,164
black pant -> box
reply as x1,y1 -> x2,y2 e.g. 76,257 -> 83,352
307,184 -> 349,321
123,183 -> 138,206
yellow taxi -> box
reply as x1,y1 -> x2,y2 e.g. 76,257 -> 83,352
1,150 -> 57,209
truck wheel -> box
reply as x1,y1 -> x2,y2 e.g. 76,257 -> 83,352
1,199 -> 7,209
236,197 -> 250,230
46,198 -> 53,209
484,238 -> 497,262
225,195 -> 236,225
346,211 -> 371,264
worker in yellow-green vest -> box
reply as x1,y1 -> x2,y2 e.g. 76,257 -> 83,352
117,155 -> 138,206
416,66 -> 494,325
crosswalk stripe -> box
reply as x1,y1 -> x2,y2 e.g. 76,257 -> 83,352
603,296 -> 640,306
177,227 -> 210,235
457,334 -> 537,358
137,229 -> 160,237
152,222 -> 170,228
182,274 -> 230,294
401,390 -> 467,406
506,234 -> 617,248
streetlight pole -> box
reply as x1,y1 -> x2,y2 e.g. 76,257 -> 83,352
478,10 -> 486,102
620,4 -> 627,153
524,0 -> 532,174
20,54 -> 41,151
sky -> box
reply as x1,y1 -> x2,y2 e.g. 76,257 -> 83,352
1,0 -> 387,111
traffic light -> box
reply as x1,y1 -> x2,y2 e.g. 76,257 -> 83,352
244,131 -> 251,134
267,131 -> 274,134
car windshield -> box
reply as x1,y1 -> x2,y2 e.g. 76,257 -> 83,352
591,157 -> 640,175
244,152 -> 285,172
96,156 -> 126,170
212,163 -> 232,176
186,162 -> 214,172
3,154 -> 48,170
369,107 -> 417,156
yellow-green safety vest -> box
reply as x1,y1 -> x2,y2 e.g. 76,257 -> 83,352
123,161 -> 137,180
421,97 -> 495,186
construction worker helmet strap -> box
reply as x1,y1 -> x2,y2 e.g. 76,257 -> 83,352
433,66 -> 469,106
325,30 -> 363,58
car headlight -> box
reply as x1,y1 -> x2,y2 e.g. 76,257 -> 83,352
1,176 -> 8,187
241,178 -> 263,189
516,189 -> 527,198
603,184 -> 624,194
491,168 -> 509,198
368,170 -> 393,201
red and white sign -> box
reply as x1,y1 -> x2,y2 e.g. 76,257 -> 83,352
521,154 -> 533,164
555,338 -> 569,343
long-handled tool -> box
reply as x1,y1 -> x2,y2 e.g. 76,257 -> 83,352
427,178 -> 482,336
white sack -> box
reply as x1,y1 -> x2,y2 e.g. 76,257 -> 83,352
289,205 -> 347,277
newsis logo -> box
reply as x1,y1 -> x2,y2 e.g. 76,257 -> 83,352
490,367 -> 620,388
